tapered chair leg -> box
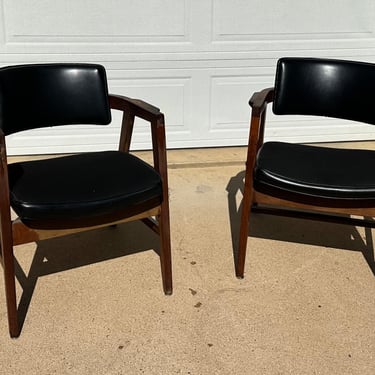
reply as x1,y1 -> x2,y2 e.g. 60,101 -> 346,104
3,263 -> 19,338
158,203 -> 172,295
236,169 -> 253,279
1,237 -> 19,337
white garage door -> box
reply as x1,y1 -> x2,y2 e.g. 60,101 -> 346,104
1,0 -> 375,155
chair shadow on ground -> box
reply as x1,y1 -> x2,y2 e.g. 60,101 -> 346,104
226,170 -> 375,276
13,221 -> 160,333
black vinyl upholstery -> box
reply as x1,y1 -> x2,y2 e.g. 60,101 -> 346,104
273,57 -> 375,125
255,142 -> 375,200
8,151 -> 162,227
255,58 -> 375,201
0,63 -> 162,227
0,63 -> 111,135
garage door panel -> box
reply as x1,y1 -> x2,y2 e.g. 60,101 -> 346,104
213,0 -> 374,41
1,0 -> 375,154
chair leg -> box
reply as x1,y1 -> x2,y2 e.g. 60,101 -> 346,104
236,170 -> 253,279
1,228 -> 19,337
158,203 -> 172,295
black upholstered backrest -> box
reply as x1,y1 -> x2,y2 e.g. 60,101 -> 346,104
0,63 -> 111,135
273,57 -> 375,125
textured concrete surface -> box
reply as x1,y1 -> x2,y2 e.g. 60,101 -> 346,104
0,146 -> 374,374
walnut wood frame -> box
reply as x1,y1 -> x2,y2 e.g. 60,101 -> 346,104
0,94 -> 172,337
237,87 -> 375,278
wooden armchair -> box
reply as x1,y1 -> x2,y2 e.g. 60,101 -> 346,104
0,63 -> 172,337
237,57 -> 375,278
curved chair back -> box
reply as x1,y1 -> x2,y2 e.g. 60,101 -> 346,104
273,57 -> 375,125
0,63 -> 111,135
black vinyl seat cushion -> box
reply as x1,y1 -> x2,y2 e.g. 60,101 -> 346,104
254,142 -> 375,200
8,151 -> 162,227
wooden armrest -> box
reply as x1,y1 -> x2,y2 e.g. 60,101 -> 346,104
109,94 -> 162,122
249,87 -> 274,116
109,94 -> 166,154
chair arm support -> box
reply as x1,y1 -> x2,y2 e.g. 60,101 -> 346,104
109,94 -> 162,122
109,94 -> 166,153
0,129 -> 8,177
109,94 -> 168,179
249,87 -> 274,116
0,128 -> 12,232
0,128 -> 6,159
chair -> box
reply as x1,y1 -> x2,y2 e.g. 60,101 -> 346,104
237,57 -> 375,278
0,63 -> 172,337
